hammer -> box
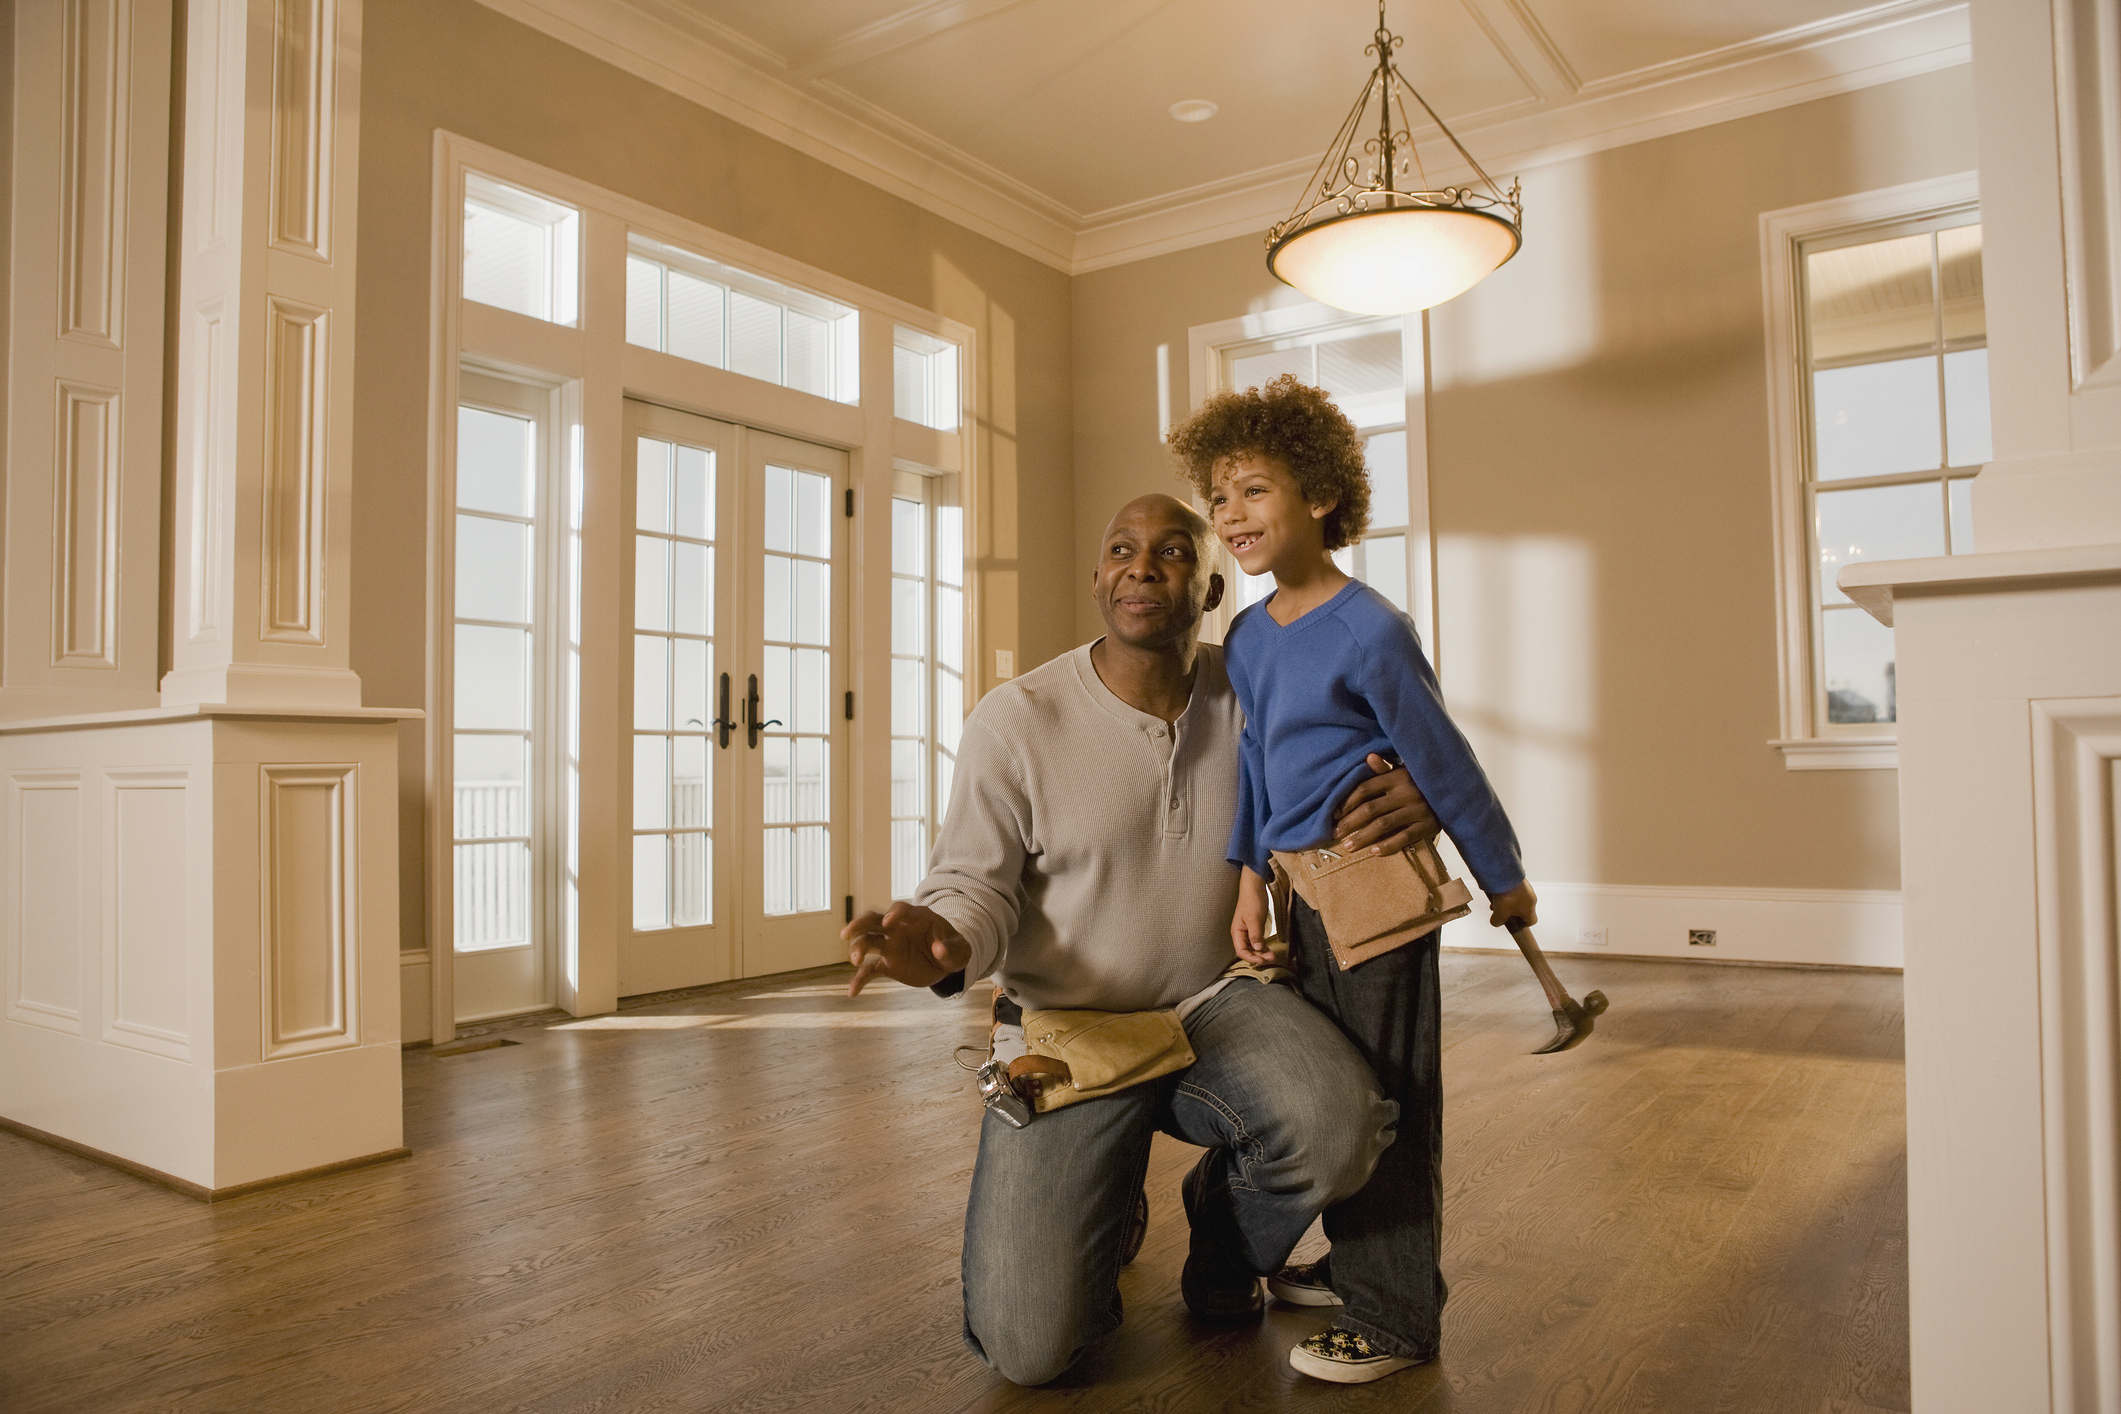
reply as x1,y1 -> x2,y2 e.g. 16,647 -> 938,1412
1505,918 -> 1609,1054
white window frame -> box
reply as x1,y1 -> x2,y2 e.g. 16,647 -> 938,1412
1186,303 -> 1436,654
426,132 -> 976,1041
1759,172 -> 1981,771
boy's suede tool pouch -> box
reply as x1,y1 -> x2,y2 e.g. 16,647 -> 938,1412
1010,1006 -> 1195,1114
1272,835 -> 1472,970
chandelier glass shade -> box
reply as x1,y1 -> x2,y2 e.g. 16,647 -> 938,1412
1267,3 -> 1523,314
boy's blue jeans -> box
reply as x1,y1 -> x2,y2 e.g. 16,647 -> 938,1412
1286,892 -> 1449,1360
959,976 -> 1395,1385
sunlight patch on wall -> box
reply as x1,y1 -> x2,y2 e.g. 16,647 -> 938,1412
1435,533 -> 1598,882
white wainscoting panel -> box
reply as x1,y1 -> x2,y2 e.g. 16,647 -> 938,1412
6,772 -> 85,1032
1439,878 -> 1904,969
103,769 -> 191,1058
2033,696 -> 2121,1414
260,763 -> 356,1058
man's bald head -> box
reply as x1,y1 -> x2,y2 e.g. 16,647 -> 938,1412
1102,494 -> 1221,570
1090,493 -> 1225,653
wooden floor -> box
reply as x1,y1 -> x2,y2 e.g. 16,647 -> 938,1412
0,953 -> 1908,1414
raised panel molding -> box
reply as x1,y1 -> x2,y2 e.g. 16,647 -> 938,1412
58,0 -> 128,347
186,305 -> 229,646
5,771 -> 85,1033
269,0 -> 333,259
101,769 -> 190,1058
2053,0 -> 2121,390
52,382 -> 121,667
260,763 -> 357,1058
261,298 -> 327,644
2032,696 -> 2121,1414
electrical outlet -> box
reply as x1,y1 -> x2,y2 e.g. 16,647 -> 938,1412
1688,928 -> 1717,947
1578,925 -> 1609,948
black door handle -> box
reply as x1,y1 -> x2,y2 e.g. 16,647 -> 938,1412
711,672 -> 734,748
745,674 -> 781,749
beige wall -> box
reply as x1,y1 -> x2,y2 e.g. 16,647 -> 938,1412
352,0 -> 1075,950
1069,66 -> 1978,893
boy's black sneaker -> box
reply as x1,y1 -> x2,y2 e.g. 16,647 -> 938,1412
1267,1258 -> 1341,1307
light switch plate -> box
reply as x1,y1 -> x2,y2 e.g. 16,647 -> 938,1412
995,649 -> 1014,679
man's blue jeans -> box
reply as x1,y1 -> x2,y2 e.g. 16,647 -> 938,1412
959,977 -> 1396,1385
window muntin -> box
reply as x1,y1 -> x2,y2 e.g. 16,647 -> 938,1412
632,435 -> 717,932
463,173 -> 579,325
1800,220 -> 1985,729
888,475 -> 968,898
893,326 -> 961,431
625,235 -> 860,405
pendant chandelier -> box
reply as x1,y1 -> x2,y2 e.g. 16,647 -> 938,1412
1266,2 -> 1523,315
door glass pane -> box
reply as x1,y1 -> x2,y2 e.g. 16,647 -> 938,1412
636,438 -> 671,531
935,586 -> 963,672
1812,357 -> 1943,479
457,408 -> 534,516
634,735 -> 669,830
454,735 -> 528,838
635,535 -> 670,630
635,635 -> 669,729
893,578 -> 924,655
456,841 -> 532,950
457,516 -> 531,623
1822,607 -> 1896,724
936,507 -> 963,586
674,543 -> 712,634
674,639 -> 711,733
674,445 -> 714,540
672,833 -> 710,927
633,835 -> 668,931
1815,482 -> 1946,605
456,625 -> 528,730
673,736 -> 710,827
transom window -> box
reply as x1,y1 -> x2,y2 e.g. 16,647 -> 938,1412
626,235 -> 859,404
462,172 -> 579,326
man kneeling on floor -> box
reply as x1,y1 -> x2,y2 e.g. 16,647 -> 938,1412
844,493 -> 1435,1386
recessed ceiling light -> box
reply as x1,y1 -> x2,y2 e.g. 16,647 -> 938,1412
1169,100 -> 1219,124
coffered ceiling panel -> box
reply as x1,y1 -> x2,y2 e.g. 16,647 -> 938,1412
675,0 -> 1533,217
485,0 -> 1971,270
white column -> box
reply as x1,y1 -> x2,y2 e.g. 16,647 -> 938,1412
1966,0 -> 2121,549
1857,2 -> 2121,1410
2,0 -> 173,720
160,0 -> 364,710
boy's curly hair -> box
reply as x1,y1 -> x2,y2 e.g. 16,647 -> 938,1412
1166,374 -> 1371,551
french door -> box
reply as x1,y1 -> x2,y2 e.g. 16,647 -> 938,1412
622,400 -> 851,992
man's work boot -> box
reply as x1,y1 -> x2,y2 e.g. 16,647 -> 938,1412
1178,1149 -> 1263,1321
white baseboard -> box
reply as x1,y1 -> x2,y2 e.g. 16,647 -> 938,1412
399,952 -> 433,1045
1437,881 -> 1903,970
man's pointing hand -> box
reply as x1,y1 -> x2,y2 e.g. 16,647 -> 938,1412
842,902 -> 972,996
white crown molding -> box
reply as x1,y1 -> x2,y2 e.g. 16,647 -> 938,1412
472,0 -> 1970,277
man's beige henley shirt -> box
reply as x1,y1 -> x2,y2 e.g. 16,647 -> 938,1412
913,640 -> 1244,1013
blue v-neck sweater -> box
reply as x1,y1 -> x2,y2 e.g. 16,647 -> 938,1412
1224,580 -> 1525,895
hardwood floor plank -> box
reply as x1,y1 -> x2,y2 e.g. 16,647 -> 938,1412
0,956 -> 1908,1414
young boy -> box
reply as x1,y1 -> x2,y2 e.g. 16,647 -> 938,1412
1167,374 -> 1537,1385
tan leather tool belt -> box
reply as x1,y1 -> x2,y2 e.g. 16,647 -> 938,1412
1271,834 -> 1472,971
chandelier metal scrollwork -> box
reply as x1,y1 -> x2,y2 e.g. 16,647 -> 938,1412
1266,2 -> 1523,315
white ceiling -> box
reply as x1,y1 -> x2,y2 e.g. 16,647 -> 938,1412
477,0 -> 1971,272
